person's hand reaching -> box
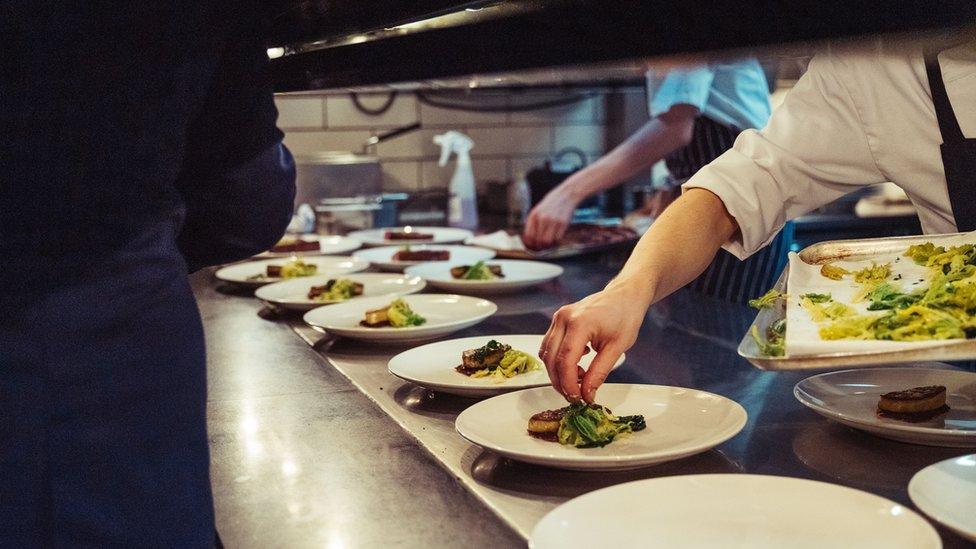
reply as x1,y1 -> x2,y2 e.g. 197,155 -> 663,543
539,283 -> 649,403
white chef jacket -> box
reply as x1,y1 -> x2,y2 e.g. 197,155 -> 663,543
684,40 -> 976,259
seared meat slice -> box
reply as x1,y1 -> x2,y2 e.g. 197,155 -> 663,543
450,264 -> 505,279
527,408 -> 568,442
455,340 -> 511,375
878,385 -> 947,413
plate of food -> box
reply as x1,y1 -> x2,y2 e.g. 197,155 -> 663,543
455,384 -> 747,471
794,367 -> 976,447
214,256 -> 370,288
302,294 -> 497,344
254,273 -> 425,312
352,245 -> 494,272
348,226 -> 473,247
388,335 -> 624,397
530,474 -> 940,549
403,259 -> 563,294
256,234 -> 362,258
909,454 -> 976,542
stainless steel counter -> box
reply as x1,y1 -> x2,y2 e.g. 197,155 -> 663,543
195,254 -> 972,548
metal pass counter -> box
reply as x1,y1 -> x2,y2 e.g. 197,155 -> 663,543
196,254 -> 972,547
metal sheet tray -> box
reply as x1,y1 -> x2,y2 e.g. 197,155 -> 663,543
739,232 -> 976,371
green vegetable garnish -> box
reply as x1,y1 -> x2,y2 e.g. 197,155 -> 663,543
279,259 -> 318,278
470,348 -> 541,379
801,293 -> 832,303
748,288 -> 784,309
751,324 -> 785,357
556,403 -> 646,448
461,260 -> 498,280
801,297 -> 855,322
820,242 -> 976,342
387,298 -> 426,327
852,262 -> 891,285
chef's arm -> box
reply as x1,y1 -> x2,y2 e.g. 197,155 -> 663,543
557,104 -> 698,202
176,143 -> 296,272
174,10 -> 296,271
608,188 -> 737,306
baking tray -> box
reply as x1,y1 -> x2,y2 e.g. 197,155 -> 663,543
739,232 -> 976,371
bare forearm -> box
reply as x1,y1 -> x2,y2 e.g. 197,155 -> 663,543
607,188 -> 738,306
561,109 -> 696,201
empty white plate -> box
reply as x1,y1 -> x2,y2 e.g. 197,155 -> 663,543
794,367 -> 976,447
303,293 -> 497,344
909,453 -> 976,542
404,259 -> 563,294
214,256 -> 370,288
353,245 -> 495,272
388,334 -> 624,398
348,226 -> 473,247
530,474 -> 940,549
254,273 -> 425,312
256,235 -> 362,258
455,384 -> 747,471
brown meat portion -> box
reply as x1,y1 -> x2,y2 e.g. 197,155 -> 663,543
393,250 -> 450,261
527,408 -> 568,439
386,231 -> 433,240
878,385 -> 947,413
455,341 -> 511,375
271,238 -> 321,253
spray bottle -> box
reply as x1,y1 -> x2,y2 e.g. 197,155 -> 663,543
433,131 -> 478,230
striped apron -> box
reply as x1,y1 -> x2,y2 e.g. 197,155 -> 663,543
665,116 -> 791,304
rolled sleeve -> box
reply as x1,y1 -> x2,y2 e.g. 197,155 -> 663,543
649,67 -> 715,116
682,52 -> 886,259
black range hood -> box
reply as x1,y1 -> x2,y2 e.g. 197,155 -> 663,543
267,1 -> 976,92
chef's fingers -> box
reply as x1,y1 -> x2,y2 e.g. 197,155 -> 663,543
554,327 -> 590,403
540,310 -> 567,394
522,213 -> 540,250
540,219 -> 567,250
581,343 -> 623,404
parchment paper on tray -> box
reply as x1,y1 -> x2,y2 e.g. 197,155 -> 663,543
784,231 -> 976,357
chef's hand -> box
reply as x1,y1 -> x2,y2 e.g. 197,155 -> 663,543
539,284 -> 648,403
523,184 -> 580,250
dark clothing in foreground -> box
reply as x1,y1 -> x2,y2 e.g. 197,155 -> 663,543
0,2 -> 295,546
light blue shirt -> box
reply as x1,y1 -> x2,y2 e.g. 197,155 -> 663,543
647,59 -> 772,131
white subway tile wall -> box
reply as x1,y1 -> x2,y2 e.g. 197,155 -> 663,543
274,89 -> 643,191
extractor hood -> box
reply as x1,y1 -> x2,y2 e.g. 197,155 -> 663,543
267,1 -> 976,92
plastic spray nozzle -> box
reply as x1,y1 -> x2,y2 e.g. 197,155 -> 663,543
433,131 -> 474,167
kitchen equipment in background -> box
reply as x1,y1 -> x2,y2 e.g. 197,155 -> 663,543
314,193 -> 407,235
293,122 -> 421,208
434,131 -> 478,231
525,148 -> 601,221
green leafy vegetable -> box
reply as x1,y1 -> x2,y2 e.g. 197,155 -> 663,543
387,298 -> 426,327
748,288 -> 784,310
801,297 -> 855,322
820,242 -> 976,342
557,404 -> 646,448
751,325 -> 785,357
801,293 -> 832,303
470,348 -> 541,379
852,262 -> 891,285
461,260 -> 498,280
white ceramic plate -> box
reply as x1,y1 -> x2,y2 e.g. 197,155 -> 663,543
303,293 -> 497,344
388,335 -> 624,398
909,453 -> 976,541
455,384 -> 747,471
254,273 -> 425,312
530,474 -> 940,549
352,245 -> 495,272
256,235 -> 362,258
348,226 -> 473,247
214,256 -> 370,288
403,259 -> 563,294
794,367 -> 976,447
